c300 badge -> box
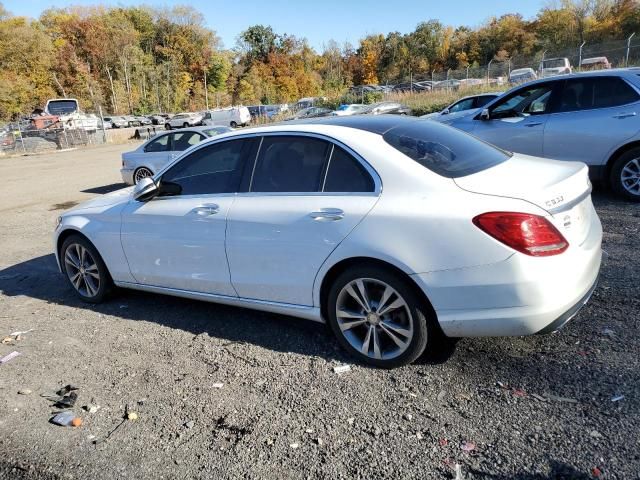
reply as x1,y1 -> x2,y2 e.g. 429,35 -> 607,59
545,195 -> 564,208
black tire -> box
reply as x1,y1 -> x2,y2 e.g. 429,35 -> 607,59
230,121 -> 238,128
326,265 -> 437,368
133,166 -> 153,185
610,147 -> 640,202
164,123 -> 171,130
183,122 -> 189,128
60,235 -> 113,304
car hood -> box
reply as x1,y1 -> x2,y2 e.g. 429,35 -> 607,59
67,186 -> 134,213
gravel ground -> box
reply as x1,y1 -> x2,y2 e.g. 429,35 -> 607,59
0,145 -> 638,479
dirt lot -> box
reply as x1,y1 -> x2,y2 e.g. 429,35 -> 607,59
0,144 -> 639,479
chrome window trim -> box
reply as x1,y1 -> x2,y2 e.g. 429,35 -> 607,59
152,130 -> 383,197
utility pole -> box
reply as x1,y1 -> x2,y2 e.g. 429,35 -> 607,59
578,41 -> 586,71
203,67 -> 209,110
487,59 -> 493,85
626,33 -> 636,67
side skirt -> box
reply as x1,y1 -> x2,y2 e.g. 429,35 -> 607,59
114,281 -> 325,323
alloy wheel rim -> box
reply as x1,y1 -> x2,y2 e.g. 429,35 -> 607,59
134,168 -> 152,184
336,278 -> 414,360
621,157 -> 640,196
64,243 -> 100,298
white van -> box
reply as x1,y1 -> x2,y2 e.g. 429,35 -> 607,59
202,107 -> 251,128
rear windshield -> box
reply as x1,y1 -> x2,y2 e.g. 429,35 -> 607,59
382,120 -> 511,178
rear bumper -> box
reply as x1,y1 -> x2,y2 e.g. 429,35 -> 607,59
120,168 -> 134,185
411,212 -> 602,337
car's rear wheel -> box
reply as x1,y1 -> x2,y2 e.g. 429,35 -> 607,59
230,121 -> 238,128
327,265 -> 435,368
164,123 -> 171,130
61,235 -> 112,303
183,122 -> 189,128
133,167 -> 153,185
611,147 -> 640,202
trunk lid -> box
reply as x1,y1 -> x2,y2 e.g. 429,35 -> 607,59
454,153 -> 593,246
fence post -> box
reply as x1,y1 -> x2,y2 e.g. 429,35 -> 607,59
508,57 -> 511,76
446,68 -> 451,91
98,105 -> 107,144
626,33 -> 636,67
466,65 -> 469,79
487,59 -> 493,85
578,41 -> 586,71
17,122 -> 26,153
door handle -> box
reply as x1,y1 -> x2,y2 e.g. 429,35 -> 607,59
613,112 -> 637,119
191,204 -> 219,216
309,208 -> 344,221
524,122 -> 543,127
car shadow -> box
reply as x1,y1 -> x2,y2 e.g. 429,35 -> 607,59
81,183 -> 127,194
0,254 -> 344,363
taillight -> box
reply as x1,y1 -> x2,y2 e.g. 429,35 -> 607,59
473,212 -> 568,257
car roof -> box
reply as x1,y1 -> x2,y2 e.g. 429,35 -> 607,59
506,67 -> 640,87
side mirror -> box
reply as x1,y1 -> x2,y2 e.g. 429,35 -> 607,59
480,108 -> 490,121
133,177 -> 158,202
441,108 -> 450,115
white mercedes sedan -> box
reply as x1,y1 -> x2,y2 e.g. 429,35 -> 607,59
54,116 -> 602,368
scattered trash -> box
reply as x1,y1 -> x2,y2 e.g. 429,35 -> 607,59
51,411 -> 82,427
0,351 -> 21,365
127,411 -> 138,421
454,463 -> 463,480
305,428 -> 314,434
184,420 -> 195,429
347,417 -> 355,425
315,437 -> 324,446
55,391 -> 78,409
611,394 -> 624,402
592,466 -> 602,477
512,388 -> 527,397
496,381 -> 508,389
56,385 -> 79,396
212,383 -> 224,389
290,443 -> 299,449
437,390 -> 446,401
439,438 -> 449,446
333,364 -> 351,374
461,441 -> 476,452
546,394 -> 578,404
602,328 -> 615,337
589,430 -> 603,439
119,305 -> 128,309
403,413 -> 413,421
17,389 -> 32,395
531,393 -> 547,402
83,404 -> 100,414
9,329 -> 34,337
416,432 -> 423,440
265,438 -> 274,446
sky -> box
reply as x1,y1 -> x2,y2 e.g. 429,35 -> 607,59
3,0 -> 545,50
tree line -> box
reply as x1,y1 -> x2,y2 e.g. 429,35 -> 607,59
0,0 -> 638,120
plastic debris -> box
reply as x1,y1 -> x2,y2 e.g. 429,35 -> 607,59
333,365 -> 351,374
56,385 -> 79,396
611,394 -> 624,402
439,438 -> 448,446
184,420 -> 195,429
496,381 -> 508,389
602,328 -> 615,337
55,391 -> 78,409
455,463 -> 463,480
290,443 -> 299,449
212,383 -> 224,389
17,389 -> 32,395
127,411 -> 139,421
512,388 -> 527,397
546,394 -> 578,404
0,351 -> 21,365
461,441 -> 476,452
592,467 -> 602,477
84,404 -> 100,414
531,393 -> 547,402
9,329 -> 34,337
51,411 -> 82,427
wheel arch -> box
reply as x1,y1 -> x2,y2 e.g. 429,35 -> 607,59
605,140 -> 640,181
56,228 -> 92,269
318,256 -> 438,325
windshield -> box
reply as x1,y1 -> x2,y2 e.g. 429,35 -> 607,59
543,59 -> 566,69
336,105 -> 349,111
47,100 -> 79,115
383,120 -> 510,178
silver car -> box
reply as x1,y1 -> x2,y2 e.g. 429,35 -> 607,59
440,69 -> 640,201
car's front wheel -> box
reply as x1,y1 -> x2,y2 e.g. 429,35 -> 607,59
61,235 -> 112,303
611,147 -> 640,202
230,121 -> 238,128
164,123 -> 171,130
327,265 -> 436,368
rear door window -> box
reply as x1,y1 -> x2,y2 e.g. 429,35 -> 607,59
144,134 -> 170,153
170,132 -> 206,151
557,77 -> 640,112
323,146 -> 375,193
250,136 -> 331,193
